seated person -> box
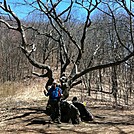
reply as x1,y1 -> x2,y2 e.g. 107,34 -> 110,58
60,100 -> 81,124
72,97 -> 94,121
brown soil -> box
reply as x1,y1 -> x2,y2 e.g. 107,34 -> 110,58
0,79 -> 134,134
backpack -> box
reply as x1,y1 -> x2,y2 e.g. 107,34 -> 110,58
58,89 -> 61,97
49,87 -> 62,100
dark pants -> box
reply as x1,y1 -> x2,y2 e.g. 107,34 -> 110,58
49,99 -> 61,121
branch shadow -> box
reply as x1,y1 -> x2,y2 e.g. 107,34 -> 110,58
5,107 -> 52,126
25,118 -> 51,126
84,119 -> 134,134
5,111 -> 37,120
87,120 -> 134,126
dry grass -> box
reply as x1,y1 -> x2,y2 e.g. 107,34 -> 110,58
0,81 -> 18,97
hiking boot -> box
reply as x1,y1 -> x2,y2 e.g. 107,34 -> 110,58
57,120 -> 61,124
54,118 -> 61,124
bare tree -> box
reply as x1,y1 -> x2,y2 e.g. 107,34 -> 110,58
0,0 -> 134,100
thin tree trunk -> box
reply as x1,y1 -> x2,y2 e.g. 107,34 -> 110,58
111,66 -> 118,105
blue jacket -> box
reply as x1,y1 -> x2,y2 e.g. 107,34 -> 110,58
46,87 -> 62,100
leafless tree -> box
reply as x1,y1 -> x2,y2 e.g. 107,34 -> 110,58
0,0 -> 134,101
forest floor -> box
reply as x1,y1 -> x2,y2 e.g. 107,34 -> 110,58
0,78 -> 134,134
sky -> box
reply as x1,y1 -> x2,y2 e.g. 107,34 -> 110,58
0,0 -> 97,21
0,0 -> 133,21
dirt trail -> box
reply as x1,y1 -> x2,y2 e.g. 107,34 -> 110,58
0,80 -> 134,134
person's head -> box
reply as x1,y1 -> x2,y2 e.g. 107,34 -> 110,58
72,96 -> 77,102
56,83 -> 61,88
52,80 -> 57,87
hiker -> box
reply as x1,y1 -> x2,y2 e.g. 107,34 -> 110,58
44,80 -> 63,124
60,100 -> 81,124
72,97 -> 94,121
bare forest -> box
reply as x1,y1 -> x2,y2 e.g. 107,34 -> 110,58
0,0 -> 134,133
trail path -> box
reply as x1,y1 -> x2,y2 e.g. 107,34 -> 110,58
0,79 -> 134,134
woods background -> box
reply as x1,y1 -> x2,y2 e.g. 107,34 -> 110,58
0,0 -> 134,106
